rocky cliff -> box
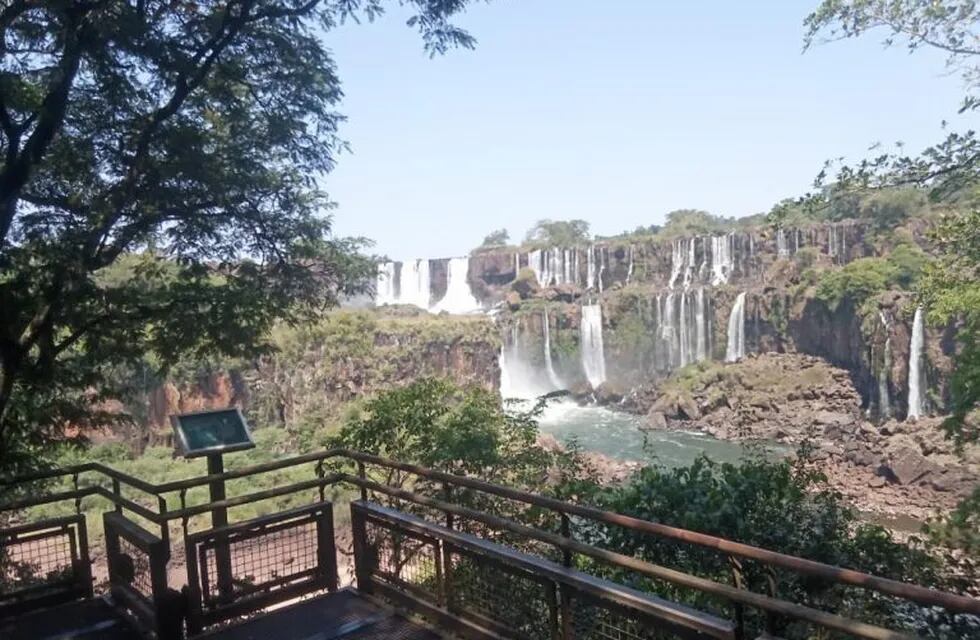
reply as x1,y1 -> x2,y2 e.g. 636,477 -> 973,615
134,308 -> 500,445
638,353 -> 979,521
470,220 -> 952,421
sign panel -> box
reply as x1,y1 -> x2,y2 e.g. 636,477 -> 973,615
170,408 -> 255,458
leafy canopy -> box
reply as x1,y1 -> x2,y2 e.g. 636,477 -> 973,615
524,219 -> 591,247
0,0 -> 484,469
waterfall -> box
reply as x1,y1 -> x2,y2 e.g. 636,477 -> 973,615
725,292 -> 747,362
695,288 -> 708,361
597,247 -> 607,292
661,293 -> 676,369
776,228 -> 789,257
375,262 -> 398,305
654,290 -> 710,371
528,248 -> 582,288
710,234 -> 734,285
625,245 -> 635,284
500,323 -> 551,399
668,239 -> 685,289
387,259 -> 430,309
877,311 -> 892,420
513,252 -> 520,277
907,306 -> 926,420
586,245 -> 596,290
432,257 -> 481,314
580,304 -> 607,389
528,249 -> 546,286
542,309 -> 564,390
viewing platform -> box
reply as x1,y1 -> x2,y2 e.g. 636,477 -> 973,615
1,448 -> 978,640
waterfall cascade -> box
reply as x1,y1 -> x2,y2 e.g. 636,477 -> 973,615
654,291 -> 712,371
542,309 -> 564,390
432,257 -> 482,314
500,324 -> 553,399
398,259 -> 431,309
709,234 -> 735,285
907,306 -> 926,420
375,262 -> 398,305
580,304 -> 607,389
528,248 -> 579,288
725,292 -> 747,362
877,311 -> 892,419
776,228 -> 789,257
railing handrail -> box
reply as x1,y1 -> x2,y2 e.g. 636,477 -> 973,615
1,447 -> 978,619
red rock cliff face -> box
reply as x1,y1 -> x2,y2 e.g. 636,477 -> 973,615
139,312 -> 499,440
144,371 -> 250,440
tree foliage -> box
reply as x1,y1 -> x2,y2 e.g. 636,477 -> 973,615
588,449 -> 958,638
524,219 -> 591,247
0,1 -> 482,469
479,228 -> 510,248
805,0 -> 980,112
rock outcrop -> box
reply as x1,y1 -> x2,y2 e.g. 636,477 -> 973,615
636,352 -> 978,521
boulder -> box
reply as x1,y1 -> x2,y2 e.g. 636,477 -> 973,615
644,410 -> 668,431
677,394 -> 702,421
813,411 -> 856,428
882,448 -> 933,485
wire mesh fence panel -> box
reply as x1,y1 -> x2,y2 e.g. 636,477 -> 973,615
364,519 -> 441,602
568,595 -> 676,640
1,520 -> 84,597
202,518 -> 319,603
448,547 -> 556,640
112,536 -> 154,599
2,530 -> 74,588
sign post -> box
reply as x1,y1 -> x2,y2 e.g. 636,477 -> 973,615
170,408 -> 255,602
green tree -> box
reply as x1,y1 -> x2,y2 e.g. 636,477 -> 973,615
0,1 -> 483,470
804,0 -> 980,443
660,209 -> 733,238
480,228 -> 510,248
591,450 -> 946,638
524,219 -> 591,246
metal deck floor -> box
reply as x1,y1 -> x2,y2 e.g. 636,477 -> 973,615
197,589 -> 442,640
0,596 -> 143,640
0,590 -> 441,640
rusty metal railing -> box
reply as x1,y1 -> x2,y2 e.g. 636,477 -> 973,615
1,448 -> 977,640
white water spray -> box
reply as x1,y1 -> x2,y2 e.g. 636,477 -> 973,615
397,259 -> 431,309
580,304 -> 607,389
907,306 -> 926,420
432,257 -> 481,314
542,309 -> 564,390
725,292 -> 747,362
375,262 -> 398,305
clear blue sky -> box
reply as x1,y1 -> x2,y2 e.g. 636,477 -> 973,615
323,1 -> 973,261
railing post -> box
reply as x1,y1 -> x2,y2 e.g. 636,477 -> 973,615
316,506 -> 339,592
441,482 -> 455,610
357,461 -> 368,502
112,478 -> 123,514
728,555 -> 746,640
350,504 -> 372,594
72,472 -> 82,515
206,454 -> 234,603
559,514 -> 574,639
559,513 -> 573,568
765,564 -> 780,636
316,460 -> 326,502
157,495 -> 169,551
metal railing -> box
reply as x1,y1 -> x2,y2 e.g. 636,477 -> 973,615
1,448 -> 978,640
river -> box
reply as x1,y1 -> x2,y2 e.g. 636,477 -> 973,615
529,400 -> 783,467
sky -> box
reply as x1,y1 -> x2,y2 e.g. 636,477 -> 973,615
322,1 -> 975,261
